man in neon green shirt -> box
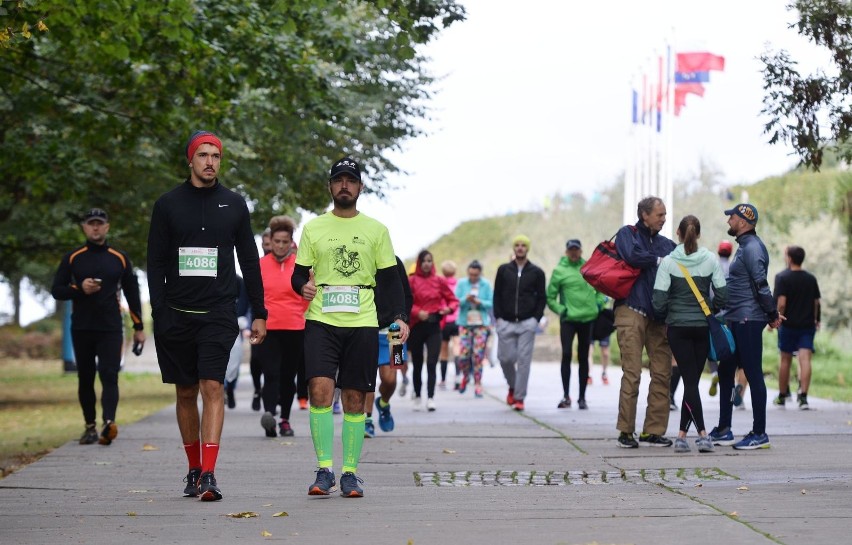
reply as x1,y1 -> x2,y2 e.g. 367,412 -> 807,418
291,157 -> 410,498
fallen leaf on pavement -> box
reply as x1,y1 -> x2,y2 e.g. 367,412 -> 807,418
226,512 -> 259,518
261,530 -> 272,537
127,512 -> 137,516
694,483 -> 703,488
442,448 -> 456,454
142,444 -> 158,451
729,511 -> 738,517
736,486 -> 749,491
273,512 -> 289,517
801,489 -> 807,495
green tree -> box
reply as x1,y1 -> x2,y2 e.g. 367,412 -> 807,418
0,0 -> 464,324
760,0 -> 852,262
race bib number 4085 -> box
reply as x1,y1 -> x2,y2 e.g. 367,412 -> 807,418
321,286 -> 361,313
178,247 -> 218,277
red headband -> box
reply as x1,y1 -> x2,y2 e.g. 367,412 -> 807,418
186,134 -> 222,162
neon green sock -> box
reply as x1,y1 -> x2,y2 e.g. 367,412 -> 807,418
378,398 -> 389,408
341,412 -> 366,474
309,406 -> 334,469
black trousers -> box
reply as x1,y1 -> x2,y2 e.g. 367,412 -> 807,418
72,329 -> 123,424
409,321 -> 441,398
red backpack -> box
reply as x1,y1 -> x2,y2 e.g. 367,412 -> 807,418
580,227 -> 640,300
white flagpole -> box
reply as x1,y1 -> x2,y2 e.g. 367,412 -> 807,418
664,38 -> 675,239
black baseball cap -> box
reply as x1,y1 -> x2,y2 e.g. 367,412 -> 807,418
566,239 -> 582,249
83,208 -> 109,223
329,157 -> 361,181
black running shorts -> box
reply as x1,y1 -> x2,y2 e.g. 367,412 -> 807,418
441,320 -> 459,341
153,306 -> 239,385
303,320 -> 378,392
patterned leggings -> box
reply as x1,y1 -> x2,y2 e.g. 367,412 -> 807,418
457,326 -> 490,383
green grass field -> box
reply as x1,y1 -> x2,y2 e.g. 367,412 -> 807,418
0,358 -> 174,477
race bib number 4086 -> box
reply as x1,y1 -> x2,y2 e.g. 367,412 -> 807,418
178,247 -> 218,277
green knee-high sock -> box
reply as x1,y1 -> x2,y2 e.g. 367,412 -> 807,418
342,412 -> 366,474
309,406 -> 334,469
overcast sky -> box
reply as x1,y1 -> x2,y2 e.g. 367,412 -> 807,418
355,0 -> 824,258
4,0 -> 828,324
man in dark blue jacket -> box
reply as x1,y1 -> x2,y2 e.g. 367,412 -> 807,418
709,203 -> 782,450
614,197 -> 676,448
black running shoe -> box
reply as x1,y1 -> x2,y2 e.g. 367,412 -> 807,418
79,424 -> 98,445
308,468 -> 336,496
251,391 -> 261,411
639,433 -> 673,447
198,471 -> 223,501
183,468 -> 202,497
98,420 -> 118,445
617,432 -> 638,448
340,472 -> 364,498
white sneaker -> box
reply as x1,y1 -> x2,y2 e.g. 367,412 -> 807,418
412,396 -> 422,411
426,398 -> 436,412
398,380 -> 407,398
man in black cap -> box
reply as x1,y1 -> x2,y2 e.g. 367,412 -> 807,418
52,208 -> 146,446
708,203 -> 783,450
546,239 -> 605,410
291,156 -> 410,498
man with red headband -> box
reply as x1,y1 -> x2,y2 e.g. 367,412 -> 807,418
148,130 -> 268,501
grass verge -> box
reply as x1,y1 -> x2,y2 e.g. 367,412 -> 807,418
0,358 -> 173,478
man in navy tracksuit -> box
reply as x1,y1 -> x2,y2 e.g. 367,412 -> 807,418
614,197 -> 676,448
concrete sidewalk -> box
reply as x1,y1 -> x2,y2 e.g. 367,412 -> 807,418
1,359 -> 851,545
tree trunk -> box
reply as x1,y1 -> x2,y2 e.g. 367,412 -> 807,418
11,275 -> 21,327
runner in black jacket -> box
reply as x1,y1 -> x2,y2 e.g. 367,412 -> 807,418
51,207 -> 145,446
147,131 -> 267,502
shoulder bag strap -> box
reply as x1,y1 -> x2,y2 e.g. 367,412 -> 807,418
676,263 -> 711,317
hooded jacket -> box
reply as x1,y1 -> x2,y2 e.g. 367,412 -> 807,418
408,259 -> 459,329
546,256 -> 605,323
652,245 -> 728,326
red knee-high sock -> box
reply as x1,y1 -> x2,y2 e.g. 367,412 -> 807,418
184,440 -> 201,470
201,442 -> 220,474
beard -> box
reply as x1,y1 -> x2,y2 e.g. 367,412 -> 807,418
727,226 -> 737,236
332,193 -> 358,209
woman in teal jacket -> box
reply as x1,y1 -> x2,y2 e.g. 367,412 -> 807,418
454,260 -> 493,397
546,240 -> 606,410
652,215 -> 727,453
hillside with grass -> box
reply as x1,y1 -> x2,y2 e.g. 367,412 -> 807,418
416,166 -> 850,335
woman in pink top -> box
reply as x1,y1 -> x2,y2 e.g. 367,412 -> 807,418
256,216 -> 310,438
408,250 -> 458,411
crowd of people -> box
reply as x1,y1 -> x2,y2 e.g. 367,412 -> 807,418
52,132 -> 822,502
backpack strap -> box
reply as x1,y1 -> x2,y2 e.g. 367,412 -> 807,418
676,263 -> 711,317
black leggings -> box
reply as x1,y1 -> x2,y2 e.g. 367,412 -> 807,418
72,329 -> 123,424
409,321 -> 441,398
255,329 -> 304,420
559,320 -> 593,400
667,325 -> 710,433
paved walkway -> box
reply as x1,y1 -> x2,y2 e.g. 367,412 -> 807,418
1,356 -> 851,545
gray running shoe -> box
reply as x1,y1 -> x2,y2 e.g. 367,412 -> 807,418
674,437 -> 690,453
261,411 -> 277,438
696,435 -> 715,453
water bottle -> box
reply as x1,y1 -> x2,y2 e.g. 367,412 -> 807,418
388,322 -> 403,369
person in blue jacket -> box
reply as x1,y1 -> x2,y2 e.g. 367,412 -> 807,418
613,196 -> 676,449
